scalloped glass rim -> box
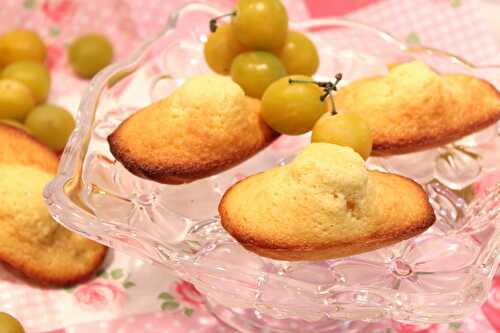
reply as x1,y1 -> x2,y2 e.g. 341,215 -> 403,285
43,1 -> 500,324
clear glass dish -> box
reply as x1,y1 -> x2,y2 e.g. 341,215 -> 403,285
44,2 -> 500,332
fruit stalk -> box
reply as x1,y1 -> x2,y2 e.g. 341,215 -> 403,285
209,12 -> 237,32
288,73 -> 342,114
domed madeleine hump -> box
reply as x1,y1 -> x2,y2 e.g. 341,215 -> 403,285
108,75 -> 279,184
0,123 -> 58,173
335,61 -> 500,155
219,143 -> 435,261
0,164 -> 107,286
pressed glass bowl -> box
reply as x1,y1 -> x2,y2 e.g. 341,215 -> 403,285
44,2 -> 500,332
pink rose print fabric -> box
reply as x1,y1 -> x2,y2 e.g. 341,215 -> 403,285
172,281 -> 204,308
391,322 -> 441,333
483,277 -> 500,331
73,279 -> 127,310
41,0 -> 75,23
155,281 -> 202,315
45,44 -> 66,71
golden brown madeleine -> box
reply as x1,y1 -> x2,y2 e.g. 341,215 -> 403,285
0,164 -> 107,286
335,61 -> 500,155
0,123 -> 58,173
219,143 -> 435,261
108,75 -> 279,184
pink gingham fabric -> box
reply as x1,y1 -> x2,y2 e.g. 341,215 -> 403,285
0,1 -> 499,332
342,0 -> 499,65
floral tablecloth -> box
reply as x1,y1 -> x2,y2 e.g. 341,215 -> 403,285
0,0 -> 500,332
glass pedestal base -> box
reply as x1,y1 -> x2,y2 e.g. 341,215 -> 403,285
205,298 -> 376,333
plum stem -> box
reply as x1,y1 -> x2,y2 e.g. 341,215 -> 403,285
209,11 -> 237,32
288,73 -> 343,115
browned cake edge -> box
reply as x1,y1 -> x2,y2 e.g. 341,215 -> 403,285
0,245 -> 108,287
108,120 -> 280,185
219,170 -> 435,261
0,123 -> 59,173
0,124 -> 107,286
372,78 -> 500,156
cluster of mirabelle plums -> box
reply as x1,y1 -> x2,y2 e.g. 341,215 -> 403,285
0,29 -> 112,151
204,0 -> 373,159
